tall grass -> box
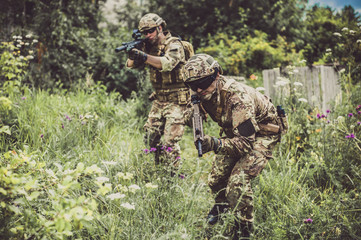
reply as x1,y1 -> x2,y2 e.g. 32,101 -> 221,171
1,79 -> 360,239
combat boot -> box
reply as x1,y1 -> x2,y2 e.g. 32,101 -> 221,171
206,203 -> 229,225
233,221 -> 253,240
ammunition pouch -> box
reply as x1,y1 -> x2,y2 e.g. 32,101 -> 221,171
150,89 -> 190,105
258,114 -> 288,136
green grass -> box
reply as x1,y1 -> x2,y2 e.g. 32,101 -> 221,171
1,84 -> 360,239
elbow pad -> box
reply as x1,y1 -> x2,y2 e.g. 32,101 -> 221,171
237,119 -> 256,137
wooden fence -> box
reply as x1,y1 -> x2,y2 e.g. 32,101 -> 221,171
262,66 -> 342,112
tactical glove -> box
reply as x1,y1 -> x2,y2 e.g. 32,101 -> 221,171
128,49 -> 147,64
199,135 -> 222,154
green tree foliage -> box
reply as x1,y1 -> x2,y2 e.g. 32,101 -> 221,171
302,6 -> 339,64
0,0 -> 147,99
197,31 -> 301,77
147,0 -> 307,50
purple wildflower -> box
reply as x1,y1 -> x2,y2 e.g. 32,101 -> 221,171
348,113 -> 353,117
61,123 -> 64,129
79,115 -> 83,119
357,105 -> 361,110
40,134 -> 44,138
81,121 -> 86,125
316,113 -> 321,119
358,111 -> 361,115
166,147 -> 173,152
304,218 -> 313,224
346,135 -> 350,139
176,156 -> 181,160
179,174 -> 185,179
65,115 -> 71,121
346,134 -> 355,139
321,114 -> 326,118
357,122 -> 361,125
21,96 -> 26,100
326,109 -> 331,114
150,147 -> 157,152
143,149 -> 149,154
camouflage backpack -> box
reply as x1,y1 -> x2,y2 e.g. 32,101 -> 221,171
168,36 -> 194,61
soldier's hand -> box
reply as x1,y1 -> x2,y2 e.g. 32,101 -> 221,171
199,135 -> 222,154
128,49 -> 147,64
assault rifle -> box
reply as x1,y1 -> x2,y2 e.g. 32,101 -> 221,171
115,29 -> 145,52
191,95 -> 204,157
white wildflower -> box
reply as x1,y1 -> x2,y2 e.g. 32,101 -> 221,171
45,169 -> 57,179
145,182 -> 158,189
85,164 -> 104,174
326,48 -> 332,52
12,35 -> 17,39
294,82 -> 303,86
116,184 -> 129,192
27,55 -> 34,60
339,68 -> 346,73
256,87 -> 266,92
107,192 -> 125,200
341,27 -> 349,32
128,184 -> 141,193
120,202 -> 135,210
275,80 -> 289,86
33,39 -> 38,43
17,36 -> 22,39
102,161 -> 117,166
117,172 -> 134,180
29,50 -> 34,54
350,30 -> 356,34
96,177 -> 109,183
25,42 -> 29,46
298,98 -> 308,103
25,34 -> 32,38
333,32 -> 342,37
19,55 -> 24,59
357,39 -> 361,44
299,59 -> 307,63
16,44 -> 21,48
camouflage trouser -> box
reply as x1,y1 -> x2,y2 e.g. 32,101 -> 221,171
208,134 -> 280,224
143,100 -> 188,169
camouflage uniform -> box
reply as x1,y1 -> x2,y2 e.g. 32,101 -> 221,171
128,13 -> 191,168
203,75 -> 281,224
182,54 -> 284,238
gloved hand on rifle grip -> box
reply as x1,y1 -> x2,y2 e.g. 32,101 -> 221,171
197,135 -> 222,154
128,48 -> 147,64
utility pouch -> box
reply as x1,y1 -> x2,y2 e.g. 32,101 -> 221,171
177,91 -> 189,105
258,123 -> 280,135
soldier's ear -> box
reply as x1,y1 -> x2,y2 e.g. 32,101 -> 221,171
157,25 -> 163,33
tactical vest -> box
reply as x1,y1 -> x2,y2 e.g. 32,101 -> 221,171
148,35 -> 188,91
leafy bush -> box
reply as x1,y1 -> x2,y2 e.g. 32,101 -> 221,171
197,31 -> 302,78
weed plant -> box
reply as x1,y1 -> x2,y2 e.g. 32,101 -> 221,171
1,38 -> 361,240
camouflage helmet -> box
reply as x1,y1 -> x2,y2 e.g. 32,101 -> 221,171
138,13 -> 166,31
182,53 -> 223,83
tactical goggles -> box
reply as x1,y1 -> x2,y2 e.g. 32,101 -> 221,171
185,69 -> 219,91
142,27 -> 157,35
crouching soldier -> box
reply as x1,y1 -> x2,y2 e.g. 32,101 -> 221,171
182,54 -> 287,239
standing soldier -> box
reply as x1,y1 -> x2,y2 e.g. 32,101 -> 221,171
126,13 -> 193,173
182,54 -> 287,239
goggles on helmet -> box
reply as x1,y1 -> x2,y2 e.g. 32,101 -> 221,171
185,68 -> 219,91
